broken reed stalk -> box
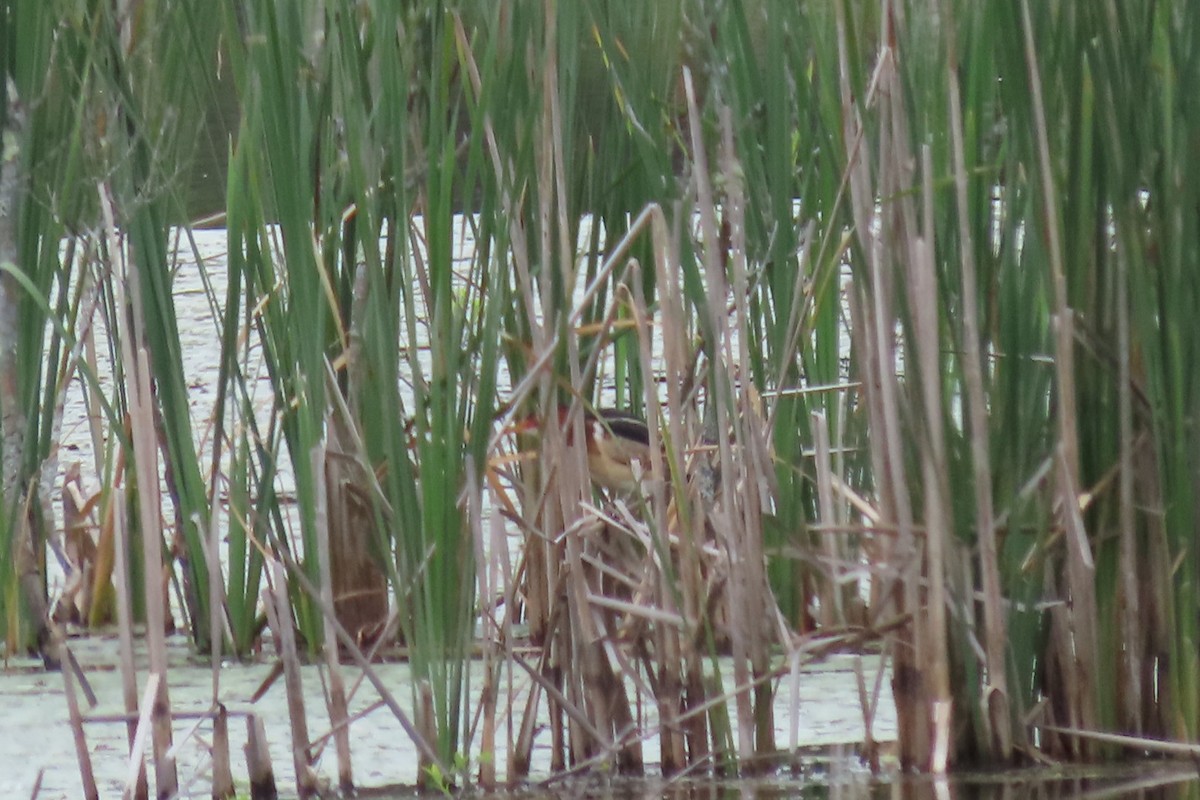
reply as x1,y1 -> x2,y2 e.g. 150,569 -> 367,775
652,205 -> 712,768
835,5 -> 936,768
101,177 -> 178,795
207,473 -> 224,698
244,713 -> 278,800
61,643 -> 99,800
212,705 -> 235,800
722,106 -> 779,758
110,496 -> 148,800
124,674 -> 160,800
812,411 -> 843,626
203,476 -> 236,794
473,474 -> 497,790
685,66 -> 762,764
909,144 -> 953,772
942,0 -> 1013,760
313,440 -> 353,793
541,6 -> 628,772
631,264 -> 685,776
264,559 -> 318,799
1021,0 -> 1100,756
133,359 -> 178,795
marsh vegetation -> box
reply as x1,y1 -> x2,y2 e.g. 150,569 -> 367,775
2,0 -> 1199,796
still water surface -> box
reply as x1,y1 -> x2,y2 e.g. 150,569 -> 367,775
2,635 -> 895,798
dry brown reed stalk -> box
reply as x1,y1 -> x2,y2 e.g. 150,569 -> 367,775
264,559 -> 318,798
244,714 -> 277,799
494,4 -> 642,775
100,180 -> 178,794
539,5 -> 635,770
451,13 -> 557,655
942,0 -> 1012,761
206,480 -> 226,697
683,67 -> 782,765
652,205 -> 713,770
635,340 -> 690,773
723,106 -> 783,760
60,643 -> 99,800
835,3 -> 934,770
470,460 -> 497,790
200,496 -> 241,795
211,705 -> 235,800
124,674 -> 160,799
908,145 -> 954,772
1020,0 -> 1099,759
109,497 -> 148,799
322,365 -> 390,648
811,412 -> 840,626
313,439 -> 353,793
1114,206 -> 1142,736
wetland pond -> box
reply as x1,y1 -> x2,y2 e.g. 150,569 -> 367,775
9,229 -> 1193,798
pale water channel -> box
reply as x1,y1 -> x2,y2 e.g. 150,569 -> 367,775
1,630 -> 1194,799
1,634 -> 897,798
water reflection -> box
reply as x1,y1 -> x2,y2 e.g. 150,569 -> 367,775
356,763 -> 1199,800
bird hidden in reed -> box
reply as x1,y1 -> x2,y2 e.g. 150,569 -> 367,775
513,405 -> 659,494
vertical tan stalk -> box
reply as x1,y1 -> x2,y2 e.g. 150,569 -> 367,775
102,180 -> 178,796
539,1 -> 597,768
265,560 -> 316,798
812,411 -> 843,625
943,0 -> 1013,760
652,206 -> 711,765
630,261 -> 684,773
110,498 -> 148,800
553,0 -> 636,770
207,476 -> 223,698
211,705 -> 235,800
837,3 -> 928,768
720,106 -> 776,755
473,469 -> 498,789
1115,245 -> 1142,733
244,714 -> 277,799
314,438 -> 353,793
124,674 -> 160,799
873,22 -> 920,654
452,12 -> 555,653
909,146 -> 953,773
1021,0 -> 1097,748
683,67 -> 754,761
207,484 -> 235,799
61,643 -> 98,800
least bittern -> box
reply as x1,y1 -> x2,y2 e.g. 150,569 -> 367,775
512,406 -> 659,494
